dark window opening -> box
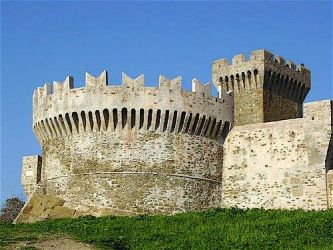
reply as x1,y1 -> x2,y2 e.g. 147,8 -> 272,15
170,111 -> 177,133
88,111 -> 94,131
155,109 -> 161,130
112,109 -> 118,130
121,108 -> 127,129
81,111 -> 87,131
65,113 -> 73,133
72,112 -> 80,132
178,111 -> 186,133
139,109 -> 144,129
131,109 -> 136,129
147,109 -> 153,130
163,110 -> 169,132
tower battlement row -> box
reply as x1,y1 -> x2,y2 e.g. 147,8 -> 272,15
32,71 -> 233,146
212,49 -> 311,125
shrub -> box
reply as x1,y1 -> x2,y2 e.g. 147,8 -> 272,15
0,197 -> 25,223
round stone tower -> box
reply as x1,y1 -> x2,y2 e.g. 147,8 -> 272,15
22,70 -> 233,216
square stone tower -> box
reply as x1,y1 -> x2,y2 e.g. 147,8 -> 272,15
212,49 -> 311,125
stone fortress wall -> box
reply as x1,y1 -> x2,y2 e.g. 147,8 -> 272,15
222,100 -> 332,210
17,49 -> 332,223
21,71 -> 233,215
212,50 -> 332,210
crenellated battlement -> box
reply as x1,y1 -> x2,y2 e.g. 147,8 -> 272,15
212,49 -> 311,104
32,71 -> 233,144
212,49 -> 311,125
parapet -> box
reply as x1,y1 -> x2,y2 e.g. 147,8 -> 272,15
32,71 -> 234,144
212,49 -> 311,103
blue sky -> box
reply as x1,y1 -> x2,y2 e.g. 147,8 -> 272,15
1,1 -> 332,203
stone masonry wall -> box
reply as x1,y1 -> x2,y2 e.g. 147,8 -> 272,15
234,89 -> 263,126
21,155 -> 42,199
40,131 -> 223,215
222,100 -> 332,210
263,91 -> 302,122
23,71 -> 232,216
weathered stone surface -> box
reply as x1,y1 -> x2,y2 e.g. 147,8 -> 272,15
14,195 -> 75,223
222,100 -> 332,210
21,155 -> 42,199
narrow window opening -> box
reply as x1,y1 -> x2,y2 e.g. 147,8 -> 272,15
88,111 -> 94,131
53,117 -> 62,136
241,72 -> 246,89
139,109 -> 144,129
209,118 -> 217,137
59,115 -> 67,134
81,111 -> 87,131
163,110 -> 169,132
190,114 -> 200,134
38,122 -> 46,139
121,108 -> 127,129
254,69 -> 258,86
221,121 -> 230,139
178,111 -> 186,133
65,113 -> 73,133
131,109 -> 136,129
225,76 -> 229,91
49,118 -> 58,136
72,112 -> 79,132
103,109 -> 109,130
197,115 -> 206,135
170,111 -> 177,133
230,75 -> 235,90
236,73 -> 241,91
299,85 -> 305,103
95,110 -> 101,131
247,70 -> 252,89
113,109 -> 118,130
147,109 -> 153,130
214,120 -> 222,139
40,121 -> 47,137
184,113 -> 193,134
155,109 -> 161,130
203,117 -> 211,136
45,119 -> 54,137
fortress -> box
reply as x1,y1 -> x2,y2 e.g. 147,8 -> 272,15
16,49 -> 333,223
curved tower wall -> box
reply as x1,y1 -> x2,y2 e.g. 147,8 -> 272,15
28,71 -> 233,215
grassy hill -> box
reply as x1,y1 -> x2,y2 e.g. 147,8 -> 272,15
1,208 -> 333,249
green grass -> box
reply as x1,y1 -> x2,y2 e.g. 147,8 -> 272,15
1,208 -> 333,249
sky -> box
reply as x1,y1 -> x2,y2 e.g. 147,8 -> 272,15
1,1 -> 332,204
